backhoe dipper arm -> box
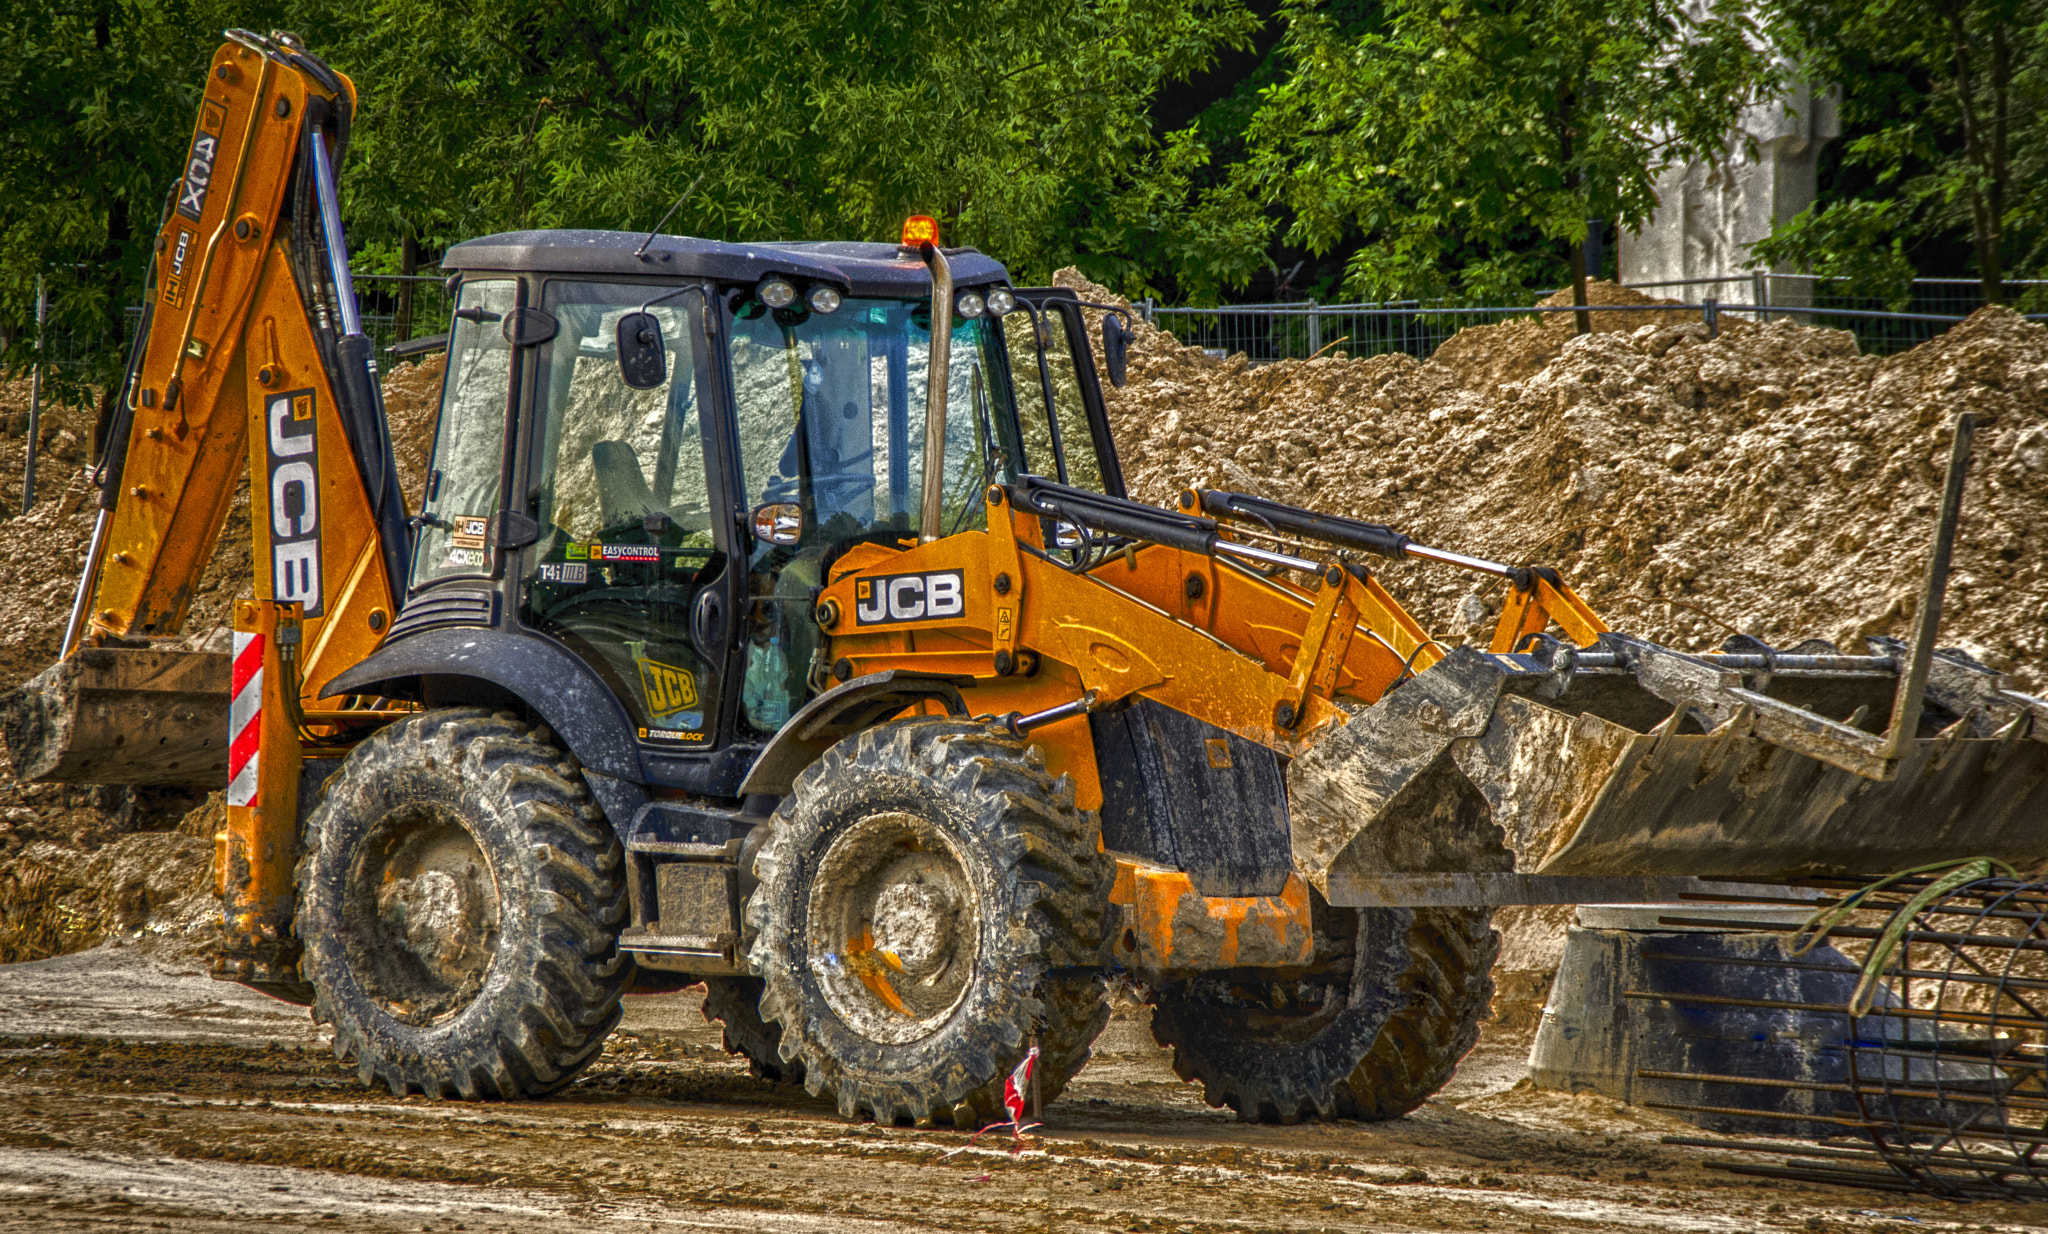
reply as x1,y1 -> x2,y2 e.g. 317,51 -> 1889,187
74,31 -> 406,701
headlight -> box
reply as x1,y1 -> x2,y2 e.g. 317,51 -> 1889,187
757,277 -> 797,309
985,287 -> 1017,316
955,290 -> 986,319
807,285 -> 842,314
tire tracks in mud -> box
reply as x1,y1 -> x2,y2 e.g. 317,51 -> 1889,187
0,1032 -> 2016,1234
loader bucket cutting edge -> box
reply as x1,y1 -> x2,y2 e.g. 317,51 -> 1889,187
0,648 -> 230,787
1288,642 -> 2048,895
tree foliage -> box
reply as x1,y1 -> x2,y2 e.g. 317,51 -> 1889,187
0,0 -> 1255,380
1197,0 -> 1781,315
0,0 -> 283,391
1753,0 -> 2047,305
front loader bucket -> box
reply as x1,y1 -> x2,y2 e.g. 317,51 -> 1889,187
1,648 -> 229,787
1290,638 -> 2048,897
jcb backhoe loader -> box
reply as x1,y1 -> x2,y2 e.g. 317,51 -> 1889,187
10,33 -> 2048,1126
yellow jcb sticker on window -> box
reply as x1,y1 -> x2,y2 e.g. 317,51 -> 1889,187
636,656 -> 700,720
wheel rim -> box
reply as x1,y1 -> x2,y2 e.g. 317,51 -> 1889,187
343,805 -> 501,1026
806,810 -> 980,1045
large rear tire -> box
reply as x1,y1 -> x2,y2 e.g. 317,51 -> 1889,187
1149,906 -> 1497,1122
746,718 -> 1112,1125
296,708 -> 628,1098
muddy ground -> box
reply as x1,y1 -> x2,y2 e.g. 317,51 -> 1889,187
2,944 -> 2030,1234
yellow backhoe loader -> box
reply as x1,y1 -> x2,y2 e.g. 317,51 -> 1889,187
8,33 -> 2046,1125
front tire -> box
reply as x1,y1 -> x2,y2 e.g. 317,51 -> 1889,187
746,718 -> 1112,1125
296,708 -> 628,1098
1150,906 -> 1497,1122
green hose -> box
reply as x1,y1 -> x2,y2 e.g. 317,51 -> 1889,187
1790,857 -> 2021,1016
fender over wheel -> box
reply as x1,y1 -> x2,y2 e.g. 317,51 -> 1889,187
295,708 -> 629,1098
1149,905 -> 1497,1123
745,718 -> 1112,1125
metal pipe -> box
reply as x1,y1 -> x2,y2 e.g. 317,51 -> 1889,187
1573,651 -> 1899,674
1885,413 -> 1973,758
918,244 -> 954,543
60,509 -> 110,657
309,134 -> 362,338
24,273 -> 43,510
1637,1069 -> 2048,1114
1001,690 -> 1100,737
1401,542 -> 1516,577
1624,988 -> 2043,1030
1215,539 -> 1319,573
1637,948 -> 2048,996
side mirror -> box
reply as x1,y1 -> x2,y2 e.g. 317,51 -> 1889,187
616,312 -> 666,389
1102,315 -> 1129,388
751,502 -> 803,546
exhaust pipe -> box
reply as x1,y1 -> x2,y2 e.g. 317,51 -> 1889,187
918,242 -> 954,543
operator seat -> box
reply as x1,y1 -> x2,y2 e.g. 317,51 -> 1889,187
591,440 -> 659,527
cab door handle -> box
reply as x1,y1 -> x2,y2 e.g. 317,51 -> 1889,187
690,588 -> 726,659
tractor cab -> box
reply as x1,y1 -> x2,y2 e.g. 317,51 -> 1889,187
394,225 -> 1125,801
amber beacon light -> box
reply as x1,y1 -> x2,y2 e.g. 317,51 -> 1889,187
899,215 -> 941,247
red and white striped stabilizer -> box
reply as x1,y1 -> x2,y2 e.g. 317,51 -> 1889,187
227,630 -> 264,808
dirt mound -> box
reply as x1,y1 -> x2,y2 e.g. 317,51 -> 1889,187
0,359 -> 436,964
1058,270 -> 2048,693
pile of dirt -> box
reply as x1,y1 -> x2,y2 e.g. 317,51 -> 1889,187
1059,271 -> 2048,692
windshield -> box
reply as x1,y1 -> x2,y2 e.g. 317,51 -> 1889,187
727,293 -> 1014,554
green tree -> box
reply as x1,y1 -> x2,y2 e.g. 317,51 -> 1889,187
1751,0 -> 2047,305
2,0 -> 1255,379
0,1 -> 282,388
1198,0 -> 1782,324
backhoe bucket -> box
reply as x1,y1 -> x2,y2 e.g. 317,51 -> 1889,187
2,648 -> 230,787
1290,638 -> 2048,898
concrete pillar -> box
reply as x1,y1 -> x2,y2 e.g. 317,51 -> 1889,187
1619,79 -> 1841,306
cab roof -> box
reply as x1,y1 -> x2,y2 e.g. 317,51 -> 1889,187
441,230 -> 1011,297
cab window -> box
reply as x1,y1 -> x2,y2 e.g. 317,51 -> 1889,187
519,281 -> 723,746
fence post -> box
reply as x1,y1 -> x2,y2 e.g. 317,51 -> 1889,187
1704,297 -> 1718,339
1306,300 -> 1320,359
23,273 -> 45,511
1752,270 -> 1768,324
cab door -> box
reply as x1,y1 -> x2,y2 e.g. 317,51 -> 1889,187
1005,288 -> 1125,497
516,281 -> 733,750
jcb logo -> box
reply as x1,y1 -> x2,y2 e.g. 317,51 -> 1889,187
265,389 -> 323,617
854,570 -> 965,626
637,657 -> 700,721
176,101 -> 226,222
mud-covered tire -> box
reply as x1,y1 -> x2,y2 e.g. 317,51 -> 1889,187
700,976 -> 803,1084
746,718 -> 1112,1125
295,707 -> 628,1098
1150,906 -> 1497,1122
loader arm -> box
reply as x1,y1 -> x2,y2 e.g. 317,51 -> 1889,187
78,31 -> 407,691
811,461 -> 2048,907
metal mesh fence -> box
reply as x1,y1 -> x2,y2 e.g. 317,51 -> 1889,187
22,271 -> 2042,374
1149,276 -> 2048,364
23,272 -> 451,380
